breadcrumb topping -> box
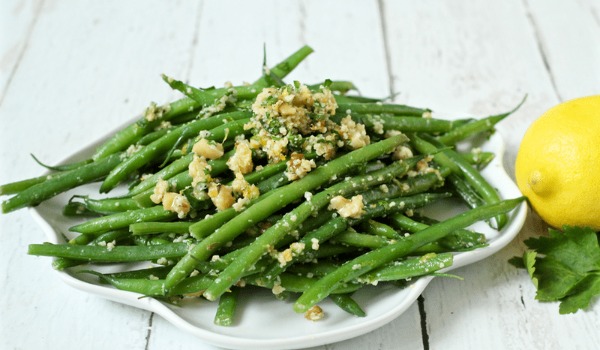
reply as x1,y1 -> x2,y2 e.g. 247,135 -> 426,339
192,138 -> 224,160
328,195 -> 365,219
162,192 -> 191,218
207,182 -> 235,211
189,154 -> 212,186
393,145 -> 413,160
227,139 -> 254,174
304,305 -> 325,321
338,116 -> 370,149
150,179 -> 170,204
285,152 -> 316,181
144,102 -> 171,122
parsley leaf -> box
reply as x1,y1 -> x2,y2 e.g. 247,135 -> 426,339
511,226 -> 600,314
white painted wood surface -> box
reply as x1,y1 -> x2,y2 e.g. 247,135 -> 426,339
1,0 -> 598,349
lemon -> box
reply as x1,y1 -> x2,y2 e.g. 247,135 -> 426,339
515,95 -> 600,231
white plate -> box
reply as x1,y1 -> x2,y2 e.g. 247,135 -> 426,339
29,115 -> 527,350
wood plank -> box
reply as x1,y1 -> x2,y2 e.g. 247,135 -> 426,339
525,0 -> 600,101
0,1 -> 200,349
382,0 -> 600,349
0,0 -> 44,104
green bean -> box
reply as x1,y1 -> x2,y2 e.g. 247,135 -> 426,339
412,134 -> 507,229
359,220 -> 401,239
129,148 -> 233,196
92,46 -> 313,160
446,173 -> 485,209
331,230 -> 391,249
89,272 -> 215,297
387,213 -> 486,251
167,47 -> 315,106
202,156 -> 415,301
93,119 -> 164,162
132,234 -> 171,246
69,205 -> 176,234
359,172 -> 444,204
337,103 -> 429,117
136,127 -> 172,146
214,288 -> 240,326
129,221 -> 192,235
160,110 -> 241,166
461,151 -> 495,170
243,152 -> 317,186
66,195 -> 142,215
329,294 -> 366,317
259,216 -> 349,283
165,135 -> 409,292
246,273 -> 361,295
188,189 -> 278,240
361,252 -> 454,283
62,202 -> 96,217
55,232 -> 133,271
254,172 -> 290,193
30,154 -> 93,172
436,96 -> 526,145
354,192 -> 452,224
293,197 -> 524,313
52,257 -> 85,270
131,223 -> 186,237
1,153 -> 123,213
341,113 -> 471,134
188,159 -> 351,241
130,155 -> 235,209
105,266 -> 171,280
287,260 -> 341,278
334,95 -> 382,104
253,45 -> 314,87
91,229 -> 132,245
296,209 -> 338,235
28,242 -> 188,262
69,233 -> 95,245
0,175 -> 51,196
100,113 -> 250,193
318,81 -> 356,94
92,268 -> 359,300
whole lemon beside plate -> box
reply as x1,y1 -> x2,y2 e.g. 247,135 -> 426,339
515,95 -> 600,230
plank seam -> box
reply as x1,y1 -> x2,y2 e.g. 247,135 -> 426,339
417,295 -> 429,350
144,312 -> 155,350
0,0 -> 45,108
184,1 -> 205,80
521,0 -> 563,102
298,1 -> 307,45
377,0 -> 396,99
591,3 -> 600,27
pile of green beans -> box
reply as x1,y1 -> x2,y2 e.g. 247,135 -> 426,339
0,46 -> 525,325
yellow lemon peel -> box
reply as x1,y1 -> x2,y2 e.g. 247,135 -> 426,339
515,95 -> 600,230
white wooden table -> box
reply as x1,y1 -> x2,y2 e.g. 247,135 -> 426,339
1,1 -> 599,349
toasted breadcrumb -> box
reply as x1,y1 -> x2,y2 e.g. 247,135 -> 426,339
328,195 -> 365,219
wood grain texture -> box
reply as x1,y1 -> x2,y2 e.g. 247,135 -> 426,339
0,1 -> 200,349
525,0 -> 600,101
1,0 -> 599,349
382,1 -> 600,349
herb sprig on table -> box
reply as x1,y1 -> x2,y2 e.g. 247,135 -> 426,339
510,226 -> 600,314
